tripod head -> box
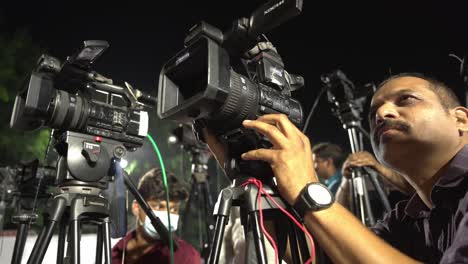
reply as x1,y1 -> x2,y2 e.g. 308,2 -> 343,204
321,69 -> 375,130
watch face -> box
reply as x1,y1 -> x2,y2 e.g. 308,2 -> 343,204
307,184 -> 332,205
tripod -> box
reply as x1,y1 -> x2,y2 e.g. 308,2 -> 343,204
208,173 -> 311,264
12,131 -> 176,264
182,147 -> 215,260
323,70 -> 391,226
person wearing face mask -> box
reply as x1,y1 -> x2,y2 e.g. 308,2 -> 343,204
111,167 -> 201,264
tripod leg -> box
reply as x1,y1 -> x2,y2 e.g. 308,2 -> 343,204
196,184 -> 204,250
57,218 -> 68,264
103,218 -> 112,264
95,224 -> 103,264
27,196 -> 67,264
207,188 -> 234,264
247,211 -> 268,264
293,223 -> 311,262
70,219 -> 80,264
286,220 -> 301,264
11,222 -> 29,264
208,215 -> 229,264
202,182 -> 215,241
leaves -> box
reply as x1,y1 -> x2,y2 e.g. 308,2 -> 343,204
0,29 -> 48,166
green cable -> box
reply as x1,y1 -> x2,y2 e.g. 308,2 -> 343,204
147,134 -> 174,264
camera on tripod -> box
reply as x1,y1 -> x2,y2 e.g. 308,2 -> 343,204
9,40 -> 157,188
0,159 -> 55,205
6,41 -> 181,264
321,69 -> 375,127
10,40 -> 154,150
157,0 -> 304,181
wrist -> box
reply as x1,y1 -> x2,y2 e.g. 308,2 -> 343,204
292,182 -> 334,221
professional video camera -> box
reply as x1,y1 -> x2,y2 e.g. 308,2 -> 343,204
7,41 -> 178,264
0,159 -> 55,207
321,69 -> 375,129
157,0 -> 304,181
159,2 -> 313,263
10,40 -> 154,150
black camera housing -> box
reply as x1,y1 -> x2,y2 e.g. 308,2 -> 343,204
10,40 -> 155,149
157,0 -> 304,135
157,0 -> 304,181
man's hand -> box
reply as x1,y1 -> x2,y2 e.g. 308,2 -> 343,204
342,151 -> 381,178
241,114 -> 317,205
341,151 -> 414,194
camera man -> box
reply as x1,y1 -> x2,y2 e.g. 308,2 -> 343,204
202,73 -> 468,263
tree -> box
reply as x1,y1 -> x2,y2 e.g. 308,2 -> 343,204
0,29 -> 50,166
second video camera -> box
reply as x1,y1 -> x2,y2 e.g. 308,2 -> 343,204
157,0 -> 304,135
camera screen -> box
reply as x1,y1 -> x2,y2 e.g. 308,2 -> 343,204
160,39 -> 209,115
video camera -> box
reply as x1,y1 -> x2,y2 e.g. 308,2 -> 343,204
321,69 -> 375,127
10,40 -> 155,149
0,159 -> 55,208
157,0 -> 304,180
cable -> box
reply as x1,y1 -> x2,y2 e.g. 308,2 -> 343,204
302,86 -> 327,133
241,179 -> 279,264
147,134 -> 174,264
29,130 -> 53,226
241,179 -> 316,264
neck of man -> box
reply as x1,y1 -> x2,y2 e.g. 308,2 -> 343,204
325,167 -> 337,180
398,140 -> 466,208
134,226 -> 154,249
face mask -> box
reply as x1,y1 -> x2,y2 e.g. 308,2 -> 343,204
140,210 -> 179,240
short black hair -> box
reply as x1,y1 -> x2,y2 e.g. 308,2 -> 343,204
312,142 -> 345,169
137,167 -> 188,202
377,72 -> 461,110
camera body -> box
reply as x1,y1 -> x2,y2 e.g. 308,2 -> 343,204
157,0 -> 304,133
157,0 -> 304,180
321,70 -> 375,126
9,40 -> 156,185
10,40 -> 154,149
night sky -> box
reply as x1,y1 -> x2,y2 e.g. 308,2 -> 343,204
3,0 -> 468,152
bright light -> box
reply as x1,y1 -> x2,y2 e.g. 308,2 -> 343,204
119,159 -> 128,168
168,135 -> 178,144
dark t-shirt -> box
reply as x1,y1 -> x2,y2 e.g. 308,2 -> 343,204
111,230 -> 201,264
372,145 -> 468,263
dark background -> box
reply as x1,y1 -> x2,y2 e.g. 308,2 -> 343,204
1,0 -> 468,254
3,0 -> 468,150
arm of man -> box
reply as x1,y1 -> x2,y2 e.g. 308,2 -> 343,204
241,114 -> 421,264
340,151 -> 414,195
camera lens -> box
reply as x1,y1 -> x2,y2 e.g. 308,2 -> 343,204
48,90 -> 89,130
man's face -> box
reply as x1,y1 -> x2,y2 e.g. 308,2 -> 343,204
369,76 -> 459,168
313,154 -> 333,179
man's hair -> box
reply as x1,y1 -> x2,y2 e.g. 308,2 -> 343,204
312,142 -> 345,169
137,167 -> 188,202
377,72 -> 461,110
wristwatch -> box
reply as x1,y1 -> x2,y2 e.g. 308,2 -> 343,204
293,182 -> 334,220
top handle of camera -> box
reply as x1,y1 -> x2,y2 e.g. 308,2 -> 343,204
185,0 -> 303,57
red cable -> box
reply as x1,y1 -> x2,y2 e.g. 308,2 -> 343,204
241,178 -> 317,263
261,189 -> 316,263
241,179 -> 279,264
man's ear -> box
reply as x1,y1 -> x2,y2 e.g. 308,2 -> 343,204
132,200 -> 140,218
453,107 -> 468,133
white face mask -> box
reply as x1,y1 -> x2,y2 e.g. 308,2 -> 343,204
140,210 -> 179,240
